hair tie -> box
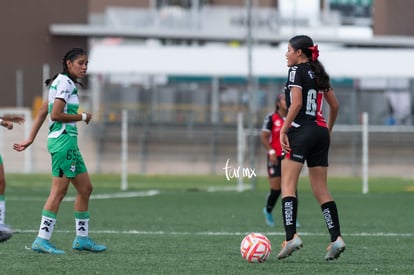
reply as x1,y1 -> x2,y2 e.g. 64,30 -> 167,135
308,44 -> 319,61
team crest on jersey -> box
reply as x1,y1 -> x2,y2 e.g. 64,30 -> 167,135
274,120 -> 282,127
308,70 -> 315,79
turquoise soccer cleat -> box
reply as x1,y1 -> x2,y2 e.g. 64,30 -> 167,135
263,207 -> 275,227
31,237 -> 65,254
72,236 -> 107,252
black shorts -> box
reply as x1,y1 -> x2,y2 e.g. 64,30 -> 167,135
285,124 -> 330,167
267,155 -> 282,177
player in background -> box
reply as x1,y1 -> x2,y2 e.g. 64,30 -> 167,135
13,48 -> 106,254
261,94 -> 300,228
261,94 -> 286,228
277,35 -> 345,261
0,115 -> 25,242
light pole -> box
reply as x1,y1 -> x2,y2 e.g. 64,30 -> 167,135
245,0 -> 257,189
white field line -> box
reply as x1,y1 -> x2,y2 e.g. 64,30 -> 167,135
7,185 -> 250,202
63,190 -> 160,201
206,185 -> 252,192
7,185 -> 243,202
7,190 -> 160,202
7,188 -> 413,238
13,229 -> 414,238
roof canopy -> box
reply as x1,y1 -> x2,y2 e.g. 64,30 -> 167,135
88,44 -> 414,78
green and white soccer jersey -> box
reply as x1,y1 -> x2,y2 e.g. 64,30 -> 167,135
48,74 -> 80,138
47,74 -> 87,177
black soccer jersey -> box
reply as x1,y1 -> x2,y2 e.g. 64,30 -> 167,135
284,63 -> 327,127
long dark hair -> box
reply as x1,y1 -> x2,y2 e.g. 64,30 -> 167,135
45,47 -> 88,87
289,35 -> 331,91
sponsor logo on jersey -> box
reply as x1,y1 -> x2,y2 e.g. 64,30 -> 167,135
274,120 -> 282,127
59,89 -> 71,96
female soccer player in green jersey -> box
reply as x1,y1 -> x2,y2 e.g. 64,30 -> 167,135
14,48 -> 106,254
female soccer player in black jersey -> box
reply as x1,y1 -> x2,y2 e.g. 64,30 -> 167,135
260,94 -> 287,227
276,35 -> 345,261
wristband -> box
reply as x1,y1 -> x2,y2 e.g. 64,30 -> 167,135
81,112 -> 87,121
268,149 -> 276,155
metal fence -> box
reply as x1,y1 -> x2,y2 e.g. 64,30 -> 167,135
1,107 -> 414,179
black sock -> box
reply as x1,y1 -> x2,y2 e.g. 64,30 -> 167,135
295,190 -> 299,219
321,201 -> 341,242
265,189 -> 281,213
282,196 -> 297,241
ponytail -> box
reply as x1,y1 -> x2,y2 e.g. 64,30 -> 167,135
309,60 -> 331,91
45,73 -> 59,86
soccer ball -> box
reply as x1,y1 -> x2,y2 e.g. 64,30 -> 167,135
240,232 -> 272,263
